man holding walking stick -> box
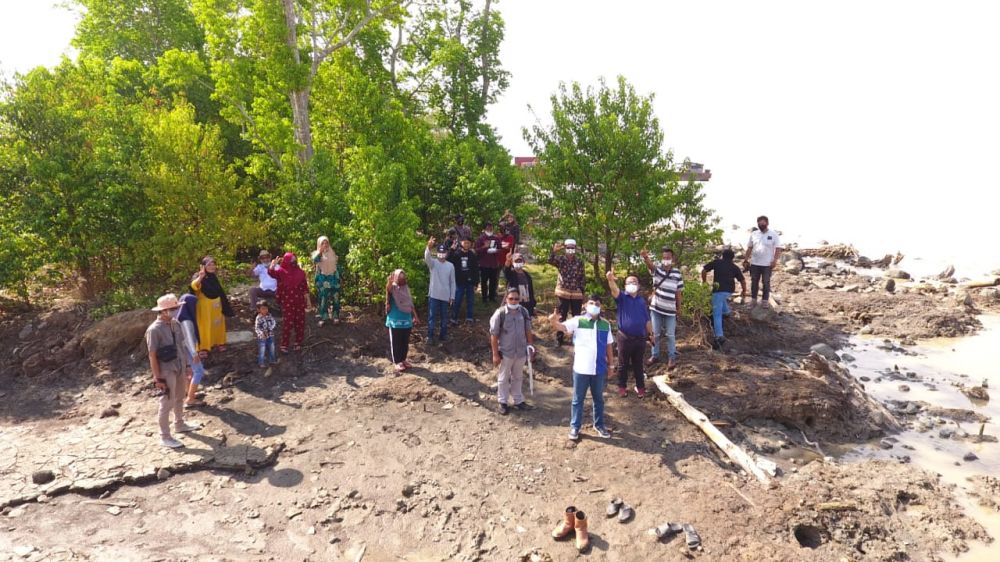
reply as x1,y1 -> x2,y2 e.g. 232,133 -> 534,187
489,288 -> 535,415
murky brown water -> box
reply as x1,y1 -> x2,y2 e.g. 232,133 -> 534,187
840,315 -> 1000,561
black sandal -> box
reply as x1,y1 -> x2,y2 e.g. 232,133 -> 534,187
617,504 -> 634,523
653,522 -> 683,539
606,498 -> 623,517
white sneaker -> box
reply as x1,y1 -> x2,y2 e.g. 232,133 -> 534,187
175,422 -> 199,433
160,437 -> 183,449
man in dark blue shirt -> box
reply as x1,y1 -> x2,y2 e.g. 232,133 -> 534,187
702,248 -> 747,349
606,270 -> 653,398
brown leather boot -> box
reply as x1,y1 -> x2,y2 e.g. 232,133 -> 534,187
551,506 -> 576,540
574,510 -> 590,551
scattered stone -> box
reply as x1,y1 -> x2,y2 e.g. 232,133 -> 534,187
347,489 -> 360,499
156,468 -> 171,481
810,343 -> 840,362
307,526 -> 316,535
898,385 -> 910,392
884,279 -> 896,293
107,506 -> 122,516
964,452 -> 979,462
402,483 -> 417,498
879,439 -> 894,450
12,546 -> 36,557
286,507 -> 302,519
18,325 -> 34,340
961,386 -> 990,401
939,428 -> 955,439
99,407 -> 119,418
885,268 -> 911,280
31,470 -> 55,485
841,353 -> 856,362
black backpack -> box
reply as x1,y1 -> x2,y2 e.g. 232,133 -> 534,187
496,305 -> 531,331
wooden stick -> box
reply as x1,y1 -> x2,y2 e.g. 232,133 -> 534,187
725,482 -> 757,508
651,375 -> 774,487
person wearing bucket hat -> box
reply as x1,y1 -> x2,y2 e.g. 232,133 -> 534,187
145,294 -> 198,448
249,249 -> 278,307
548,238 -> 585,346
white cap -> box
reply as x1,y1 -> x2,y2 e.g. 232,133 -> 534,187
564,239 -> 577,247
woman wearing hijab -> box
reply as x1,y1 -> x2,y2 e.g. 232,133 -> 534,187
176,293 -> 207,407
268,252 -> 310,352
312,236 -> 342,327
386,269 -> 420,373
190,256 -> 233,357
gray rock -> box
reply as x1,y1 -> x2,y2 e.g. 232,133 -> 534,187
898,385 -> 910,392
31,470 -> 55,485
963,452 -> 978,462
18,324 -> 34,340
402,483 -> 417,498
937,265 -> 955,280
841,353 -> 856,362
156,468 -> 171,481
885,268 -> 911,280
810,343 -> 840,362
783,259 -> 804,275
879,439 -> 894,450
939,428 -> 955,439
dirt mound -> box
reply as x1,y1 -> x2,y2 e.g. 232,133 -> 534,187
79,309 -> 154,361
357,373 -> 455,404
670,351 -> 899,442
771,460 -> 991,559
968,475 -> 1000,511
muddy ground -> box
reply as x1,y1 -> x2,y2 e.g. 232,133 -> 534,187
1,252 -> 997,561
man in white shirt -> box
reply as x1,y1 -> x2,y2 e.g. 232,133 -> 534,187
744,215 -> 782,306
249,250 -> 278,306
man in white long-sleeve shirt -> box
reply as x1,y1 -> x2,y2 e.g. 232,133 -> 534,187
425,237 -> 456,346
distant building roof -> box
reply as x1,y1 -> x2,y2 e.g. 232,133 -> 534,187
514,156 -> 538,167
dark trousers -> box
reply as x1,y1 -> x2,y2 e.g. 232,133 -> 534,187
388,327 -> 411,364
453,282 -> 475,320
556,297 -> 583,344
479,267 -> 499,302
617,333 -> 647,389
750,265 -> 773,302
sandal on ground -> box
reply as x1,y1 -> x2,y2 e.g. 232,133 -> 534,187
402,360 -> 412,369
617,504 -> 634,523
317,320 -> 325,327
394,363 -> 406,373
184,399 -> 206,408
606,498 -> 623,517
653,522 -> 683,539
683,524 -> 702,549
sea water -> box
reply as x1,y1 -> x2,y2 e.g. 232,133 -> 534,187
840,315 -> 1000,561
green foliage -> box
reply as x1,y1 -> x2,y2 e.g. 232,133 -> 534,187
89,287 -> 154,320
679,277 -> 713,320
524,76 -> 721,287
72,0 -> 205,65
138,100 -> 263,285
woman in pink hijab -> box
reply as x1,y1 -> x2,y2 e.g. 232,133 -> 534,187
385,269 -> 420,372
268,252 -> 311,352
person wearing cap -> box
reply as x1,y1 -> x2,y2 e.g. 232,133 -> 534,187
606,270 -> 653,398
489,287 -> 535,415
475,222 -> 503,303
744,215 -> 782,306
702,248 -> 747,348
445,227 -> 460,251
503,251 -> 536,316
641,246 -> 684,369
145,294 -> 198,449
453,214 -> 472,243
425,236 -> 456,345
248,250 -> 278,308
268,252 -> 311,352
549,239 -> 585,346
449,236 -> 479,324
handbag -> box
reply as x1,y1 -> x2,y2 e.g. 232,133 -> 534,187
155,327 -> 179,363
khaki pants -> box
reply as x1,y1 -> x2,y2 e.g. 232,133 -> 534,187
497,355 -> 526,405
158,367 -> 186,437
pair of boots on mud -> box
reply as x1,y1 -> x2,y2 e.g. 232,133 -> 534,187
551,506 -> 590,551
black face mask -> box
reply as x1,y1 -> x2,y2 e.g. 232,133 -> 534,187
758,223 -> 768,231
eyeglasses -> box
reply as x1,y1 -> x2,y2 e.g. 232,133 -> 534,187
506,297 -> 520,302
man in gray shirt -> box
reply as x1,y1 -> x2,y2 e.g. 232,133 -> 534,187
489,288 -> 535,415
425,237 -> 456,345
145,294 -> 198,448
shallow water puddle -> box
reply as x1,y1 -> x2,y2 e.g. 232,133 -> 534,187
839,315 -> 1000,561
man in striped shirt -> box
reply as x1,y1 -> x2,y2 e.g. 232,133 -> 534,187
642,246 -> 684,370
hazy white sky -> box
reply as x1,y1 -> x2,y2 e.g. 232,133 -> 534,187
2,0 -> 998,274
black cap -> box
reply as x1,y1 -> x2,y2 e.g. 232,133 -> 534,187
436,244 -> 448,253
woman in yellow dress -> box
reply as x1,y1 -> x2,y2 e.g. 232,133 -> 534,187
190,256 -> 233,356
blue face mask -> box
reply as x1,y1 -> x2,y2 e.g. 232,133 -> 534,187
586,304 -> 601,317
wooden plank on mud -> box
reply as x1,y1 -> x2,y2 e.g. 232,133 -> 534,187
650,375 -> 776,487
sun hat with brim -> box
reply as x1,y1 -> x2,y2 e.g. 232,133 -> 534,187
152,293 -> 181,311
564,239 -> 577,247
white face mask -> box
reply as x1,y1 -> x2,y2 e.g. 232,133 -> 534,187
437,253 -> 447,259
513,262 -> 524,270
507,303 -> 520,311
662,259 -> 673,268
565,248 -> 576,255
586,304 -> 601,317
625,283 -> 639,295
485,230 -> 493,236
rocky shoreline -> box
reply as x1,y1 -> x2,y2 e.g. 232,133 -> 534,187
0,242 -> 998,560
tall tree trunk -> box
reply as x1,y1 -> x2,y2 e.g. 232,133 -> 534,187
282,0 -> 314,165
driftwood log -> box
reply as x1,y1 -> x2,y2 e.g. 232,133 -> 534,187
651,375 -> 775,487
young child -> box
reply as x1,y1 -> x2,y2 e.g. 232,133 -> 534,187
254,301 -> 278,367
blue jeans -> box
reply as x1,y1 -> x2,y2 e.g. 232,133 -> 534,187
570,371 -> 607,431
257,337 -> 276,365
650,311 -> 677,360
711,292 -> 732,338
428,298 -> 449,339
453,282 -> 475,320
189,350 -> 206,384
